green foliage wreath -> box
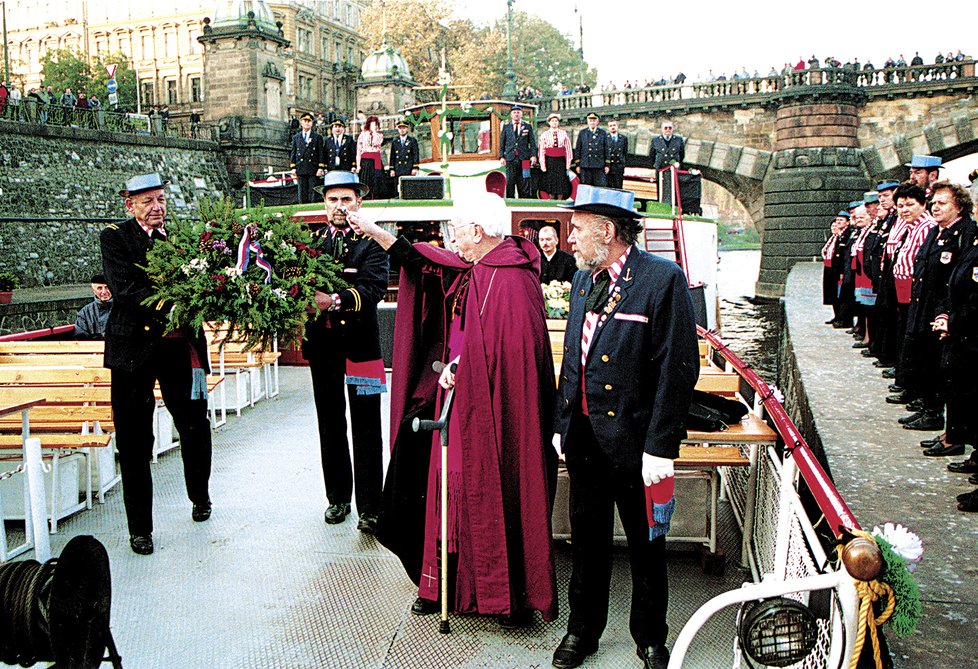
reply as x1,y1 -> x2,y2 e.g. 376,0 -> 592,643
142,198 -> 347,350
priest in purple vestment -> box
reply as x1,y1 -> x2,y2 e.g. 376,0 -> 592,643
348,192 -> 558,625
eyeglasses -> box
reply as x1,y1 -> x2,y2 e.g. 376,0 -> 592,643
447,222 -> 475,236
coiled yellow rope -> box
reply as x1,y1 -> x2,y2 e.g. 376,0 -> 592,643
848,578 -> 896,669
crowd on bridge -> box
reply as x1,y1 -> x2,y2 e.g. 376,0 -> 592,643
820,156 -> 978,513
583,48 -> 974,100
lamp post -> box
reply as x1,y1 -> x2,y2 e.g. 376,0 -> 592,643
502,0 -> 516,99
1,1 -> 10,87
576,5 -> 584,88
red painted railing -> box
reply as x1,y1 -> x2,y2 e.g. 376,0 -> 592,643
697,325 -> 861,535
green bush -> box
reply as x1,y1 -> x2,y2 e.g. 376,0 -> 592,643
0,272 -> 21,291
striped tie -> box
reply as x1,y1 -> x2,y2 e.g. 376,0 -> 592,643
581,270 -> 608,367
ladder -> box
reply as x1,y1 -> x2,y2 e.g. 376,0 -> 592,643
643,165 -> 689,277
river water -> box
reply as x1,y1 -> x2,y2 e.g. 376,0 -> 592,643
714,249 -> 781,380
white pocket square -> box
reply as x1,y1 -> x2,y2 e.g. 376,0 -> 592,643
613,313 -> 649,323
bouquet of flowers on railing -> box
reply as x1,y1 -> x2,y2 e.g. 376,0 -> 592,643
142,198 -> 346,350
543,280 -> 572,319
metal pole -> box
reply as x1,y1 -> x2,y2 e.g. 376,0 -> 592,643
134,59 -> 141,114
577,6 -> 584,88
502,0 -> 516,98
2,1 -> 10,87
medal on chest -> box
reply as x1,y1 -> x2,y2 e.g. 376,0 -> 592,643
972,267 -> 978,283
940,251 -> 953,264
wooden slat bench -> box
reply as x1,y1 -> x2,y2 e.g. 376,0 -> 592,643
0,381 -> 117,532
205,323 -> 281,416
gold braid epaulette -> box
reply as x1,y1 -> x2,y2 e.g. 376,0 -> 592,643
349,288 -> 361,312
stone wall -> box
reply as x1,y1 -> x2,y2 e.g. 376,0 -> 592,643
0,120 -> 231,287
0,294 -> 90,336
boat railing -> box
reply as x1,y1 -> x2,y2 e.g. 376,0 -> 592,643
669,328 -> 862,669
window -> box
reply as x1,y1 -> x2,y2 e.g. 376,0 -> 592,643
166,79 -> 177,104
141,34 -> 152,59
141,80 -> 154,105
321,35 -> 330,61
190,77 -> 202,103
298,75 -> 312,100
164,31 -> 176,59
322,81 -> 331,105
95,38 -> 107,56
297,27 -> 312,54
188,29 -> 200,54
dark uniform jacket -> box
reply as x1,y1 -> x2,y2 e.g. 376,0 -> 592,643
388,135 -> 420,178
574,127 -> 610,170
540,249 -> 578,284
908,216 -> 978,335
302,229 -> 389,364
554,248 -> 699,466
866,210 -> 897,289
100,218 -> 209,373
651,134 -> 685,170
945,239 -> 978,363
606,133 -> 629,170
323,133 -> 356,172
499,121 -> 538,163
290,130 -> 326,176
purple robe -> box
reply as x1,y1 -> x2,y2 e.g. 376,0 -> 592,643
379,236 -> 558,620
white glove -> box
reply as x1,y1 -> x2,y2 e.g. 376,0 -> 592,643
552,433 -> 563,459
642,453 -> 674,486
438,356 -> 460,390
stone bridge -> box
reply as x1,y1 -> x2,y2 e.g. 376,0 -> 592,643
533,61 -> 978,296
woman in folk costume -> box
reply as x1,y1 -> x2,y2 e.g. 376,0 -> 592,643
821,212 -> 849,326
538,113 -> 573,200
356,115 -> 385,199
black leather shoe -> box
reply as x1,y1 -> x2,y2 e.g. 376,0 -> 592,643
906,399 -> 925,412
552,633 -> 598,669
969,473 -> 978,485
874,360 -> 893,368
130,534 -> 154,555
357,513 -> 378,535
832,322 -> 849,329
411,597 -> 439,616
324,503 -> 351,524
957,489 -> 976,502
853,341 -> 869,349
498,609 -> 533,629
898,410 -> 924,425
904,413 -> 944,431
882,368 -> 896,378
192,502 -> 212,522
824,319 -> 836,325
637,644 -> 670,669
888,384 -> 904,393
885,392 -> 912,404
845,328 -> 858,335
947,458 -> 978,474
957,489 -> 978,512
920,435 -> 943,448
860,350 -> 876,358
923,443 -> 964,457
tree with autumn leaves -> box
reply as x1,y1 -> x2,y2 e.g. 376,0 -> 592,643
359,0 -> 596,98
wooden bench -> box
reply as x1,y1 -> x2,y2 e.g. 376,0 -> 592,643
0,374 -> 118,532
205,323 -> 281,416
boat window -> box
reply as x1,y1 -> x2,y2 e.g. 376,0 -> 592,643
446,118 -> 492,155
415,123 -> 432,162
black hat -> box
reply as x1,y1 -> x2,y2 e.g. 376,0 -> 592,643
90,273 -> 107,284
396,120 -> 411,129
313,170 -> 369,197
586,112 -> 599,120
300,112 -> 314,121
330,119 -> 346,127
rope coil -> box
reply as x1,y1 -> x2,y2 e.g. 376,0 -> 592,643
0,558 -> 58,667
848,578 -> 895,669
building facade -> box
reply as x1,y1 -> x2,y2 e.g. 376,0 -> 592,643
3,0 -> 366,126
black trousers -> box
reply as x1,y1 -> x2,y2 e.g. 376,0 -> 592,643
111,338 -> 212,536
505,160 -> 534,198
308,355 -> 383,515
578,167 -> 608,187
565,411 -> 668,647
297,174 -> 319,204
606,168 -> 624,190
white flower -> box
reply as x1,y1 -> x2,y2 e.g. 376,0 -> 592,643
180,264 -> 192,276
264,230 -> 274,240
224,266 -> 243,278
872,522 -> 923,571
189,258 -> 209,272
271,287 -> 288,300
